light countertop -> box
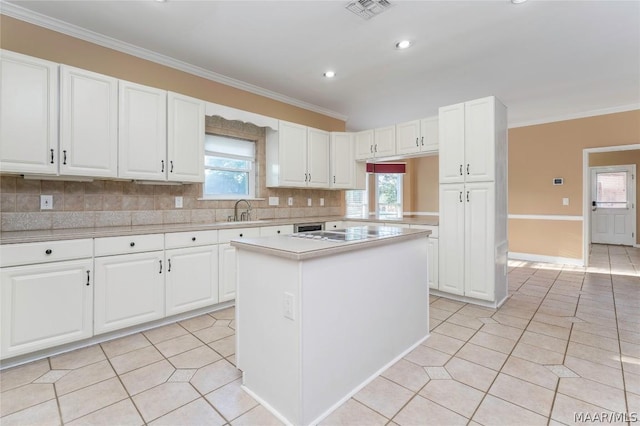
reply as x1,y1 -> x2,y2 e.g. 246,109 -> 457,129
231,225 -> 432,261
0,215 -> 438,244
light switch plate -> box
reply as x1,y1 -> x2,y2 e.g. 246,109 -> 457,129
40,195 -> 53,210
562,198 -> 569,206
269,196 -> 279,206
288,197 -> 293,206
175,196 -> 183,208
320,198 -> 325,206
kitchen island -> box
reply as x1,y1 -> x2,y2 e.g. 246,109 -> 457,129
232,226 -> 431,426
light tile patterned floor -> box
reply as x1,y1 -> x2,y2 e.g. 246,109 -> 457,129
1,244 -> 638,425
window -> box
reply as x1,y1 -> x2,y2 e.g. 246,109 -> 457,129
595,171 -> 628,208
203,134 -> 256,199
345,172 -> 403,219
376,173 -> 403,219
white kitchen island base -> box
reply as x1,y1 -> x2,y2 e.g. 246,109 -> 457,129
234,229 -> 430,426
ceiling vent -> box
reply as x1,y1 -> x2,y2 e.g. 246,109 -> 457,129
345,0 -> 392,20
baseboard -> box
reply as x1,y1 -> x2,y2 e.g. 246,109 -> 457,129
429,289 -> 506,309
508,252 -> 584,266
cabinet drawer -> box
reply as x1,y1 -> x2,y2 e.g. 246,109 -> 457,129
95,234 -> 164,257
218,227 -> 261,244
325,221 -> 344,230
410,224 -> 439,238
165,230 -> 218,249
259,225 -> 294,237
0,239 -> 93,267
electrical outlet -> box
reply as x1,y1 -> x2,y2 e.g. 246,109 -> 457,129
175,196 -> 183,208
40,195 -> 53,210
320,198 -> 325,206
269,196 -> 279,206
307,198 -> 312,207
288,197 -> 293,206
283,292 -> 295,320
562,198 -> 569,206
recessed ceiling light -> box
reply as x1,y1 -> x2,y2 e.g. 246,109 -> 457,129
395,40 -> 412,50
324,71 -> 336,78
511,0 -> 527,4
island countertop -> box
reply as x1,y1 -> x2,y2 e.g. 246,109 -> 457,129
231,225 -> 431,261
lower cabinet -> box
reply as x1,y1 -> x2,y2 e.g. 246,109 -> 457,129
427,238 -> 439,289
218,243 -> 237,303
94,251 -> 165,335
1,259 -> 93,359
166,245 -> 219,316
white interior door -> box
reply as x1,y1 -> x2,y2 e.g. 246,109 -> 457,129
590,165 -> 636,245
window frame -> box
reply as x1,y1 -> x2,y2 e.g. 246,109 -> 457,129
375,173 -> 404,219
202,133 -> 257,200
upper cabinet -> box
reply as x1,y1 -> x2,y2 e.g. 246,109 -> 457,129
439,97 -> 503,184
354,126 -> 397,160
167,92 -> 205,183
396,116 -> 438,156
118,80 -> 167,181
60,65 -> 118,178
266,120 -> 330,188
0,50 -> 58,175
330,132 -> 365,190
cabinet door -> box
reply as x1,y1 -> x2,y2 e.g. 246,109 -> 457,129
427,237 -> 439,289
354,130 -> 374,161
118,81 -> 167,180
1,259 -> 93,359
167,92 -> 205,183
438,184 -> 465,295
464,97 -> 495,182
94,251 -> 165,334
438,103 -> 465,183
0,50 -> 58,175
464,183 -> 495,301
218,243 -> 237,302
60,65 -> 118,177
330,132 -> 354,189
279,121 -> 307,186
373,125 -> 396,158
166,246 -> 218,316
420,116 -> 439,152
396,120 -> 421,155
307,127 -> 330,187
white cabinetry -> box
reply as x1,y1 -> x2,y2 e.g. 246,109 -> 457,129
60,65 -> 118,177
438,96 -> 508,306
165,230 -> 219,316
0,50 -> 58,175
330,132 -> 365,189
167,92 -> 205,183
94,234 -> 165,334
439,97 -> 498,184
354,126 -> 396,160
0,239 -> 93,359
410,224 -> 439,290
325,221 -> 344,230
218,227 -> 261,302
118,80 -> 167,180
266,121 -> 330,188
396,116 -> 438,156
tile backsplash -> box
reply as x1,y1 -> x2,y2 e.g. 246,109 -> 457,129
0,117 -> 344,232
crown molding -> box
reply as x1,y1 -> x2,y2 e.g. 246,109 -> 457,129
0,1 -> 349,122
509,103 -> 640,129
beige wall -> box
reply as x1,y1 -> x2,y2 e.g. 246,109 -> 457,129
405,156 -> 439,214
508,110 -> 640,259
589,150 -> 640,244
0,16 -> 345,132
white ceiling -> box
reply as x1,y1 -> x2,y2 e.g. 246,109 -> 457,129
2,0 -> 639,131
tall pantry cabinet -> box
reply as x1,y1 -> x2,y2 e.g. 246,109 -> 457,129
438,96 -> 508,307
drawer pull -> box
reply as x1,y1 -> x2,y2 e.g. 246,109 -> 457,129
277,230 -> 281,234
45,249 -> 52,255
239,233 -> 243,237
168,259 -> 172,272
130,242 -> 135,247
192,237 -> 196,241
159,260 -> 162,274
86,270 -> 90,286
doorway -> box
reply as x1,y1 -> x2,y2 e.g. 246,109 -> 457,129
590,165 -> 636,245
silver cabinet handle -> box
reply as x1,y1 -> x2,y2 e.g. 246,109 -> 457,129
63,150 -> 67,165
467,191 -> 470,202
421,136 -> 424,146
86,270 -> 91,286
50,149 -> 54,164
459,192 -> 462,203
159,260 -> 162,274
168,259 -> 172,272
170,161 -> 174,173
467,164 -> 470,175
161,160 -> 165,173
416,137 -> 419,147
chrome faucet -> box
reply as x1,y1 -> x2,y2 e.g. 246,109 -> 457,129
233,199 -> 252,222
